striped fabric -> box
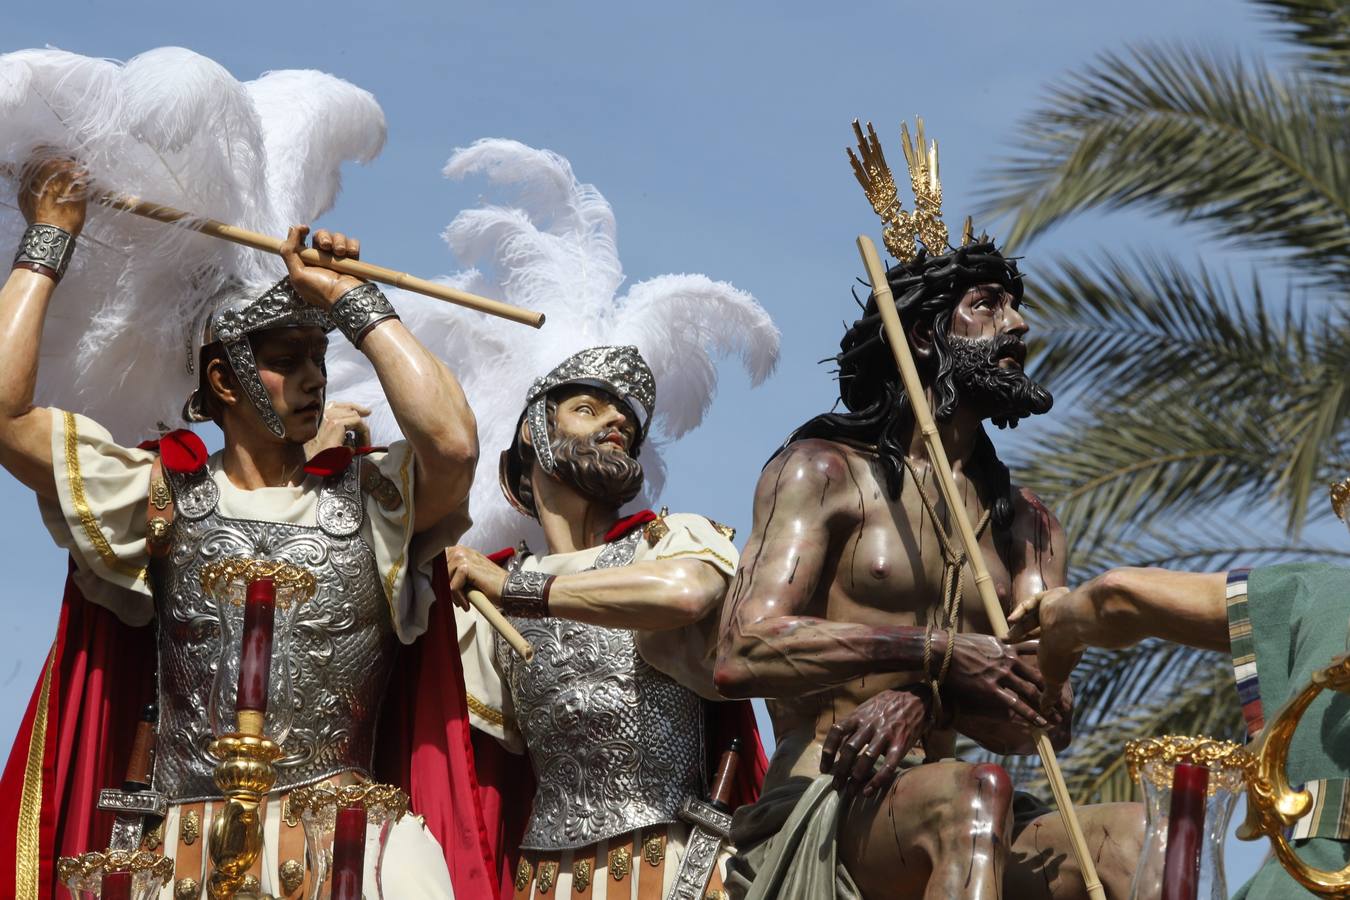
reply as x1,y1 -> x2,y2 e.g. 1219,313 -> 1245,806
1224,568 -> 1263,739
1291,778 -> 1350,841
1226,567 -> 1350,841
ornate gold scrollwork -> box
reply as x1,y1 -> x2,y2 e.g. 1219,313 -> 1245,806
56,849 -> 175,882
182,808 -> 201,845
1239,653 -> 1350,897
206,733 -> 284,900
199,557 -> 318,611
279,858 -> 304,895
609,845 -> 632,881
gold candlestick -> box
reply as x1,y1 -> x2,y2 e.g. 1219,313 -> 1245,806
206,732 -> 285,900
199,558 -> 317,900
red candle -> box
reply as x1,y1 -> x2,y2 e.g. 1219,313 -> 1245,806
1161,762 -> 1209,900
331,802 -> 367,900
236,577 -> 276,721
101,870 -> 132,900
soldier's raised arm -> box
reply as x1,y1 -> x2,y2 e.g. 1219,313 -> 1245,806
0,158 -> 88,500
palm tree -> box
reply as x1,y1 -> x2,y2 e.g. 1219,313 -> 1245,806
976,0 -> 1350,802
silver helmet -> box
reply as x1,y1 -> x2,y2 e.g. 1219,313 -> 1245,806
182,278 -> 335,438
500,345 -> 656,515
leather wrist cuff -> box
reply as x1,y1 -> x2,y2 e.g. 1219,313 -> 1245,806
499,570 -> 555,618
330,283 -> 398,346
14,224 -> 76,282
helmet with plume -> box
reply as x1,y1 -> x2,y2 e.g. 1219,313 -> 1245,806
324,138 -> 781,552
0,47 -> 385,442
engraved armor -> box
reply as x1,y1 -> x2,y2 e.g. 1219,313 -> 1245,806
496,528 -> 707,851
150,461 -> 396,802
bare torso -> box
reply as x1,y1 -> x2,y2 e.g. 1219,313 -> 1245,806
741,439 -> 1053,788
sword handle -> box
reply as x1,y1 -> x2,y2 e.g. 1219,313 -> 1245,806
709,738 -> 742,812
123,703 -> 157,791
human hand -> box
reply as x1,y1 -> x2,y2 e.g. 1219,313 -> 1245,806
279,225 -> 365,308
820,687 -> 929,798
303,401 -> 373,458
443,546 -> 509,612
19,156 -> 88,237
942,632 -> 1049,730
1008,587 -> 1086,715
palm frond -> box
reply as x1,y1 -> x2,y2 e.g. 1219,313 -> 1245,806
1065,526 -> 1350,582
1023,251 -> 1315,401
1016,404 -> 1289,547
982,44 -> 1350,286
1256,0 -> 1350,82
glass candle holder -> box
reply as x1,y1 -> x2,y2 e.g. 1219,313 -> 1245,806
200,557 -> 317,741
1125,735 -> 1253,900
56,850 -> 174,900
285,783 -> 411,900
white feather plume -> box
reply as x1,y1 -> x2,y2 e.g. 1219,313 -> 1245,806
0,46 -> 387,443
327,138 -> 780,553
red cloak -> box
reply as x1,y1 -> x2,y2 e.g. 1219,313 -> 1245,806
0,559 -> 505,898
0,539 -> 767,898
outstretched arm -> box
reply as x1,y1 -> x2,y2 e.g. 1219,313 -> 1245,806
279,227 -> 477,532
1007,567 -> 1230,711
0,160 -> 88,501
441,545 -> 730,631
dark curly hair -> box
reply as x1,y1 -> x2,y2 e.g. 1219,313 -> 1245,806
781,241 -> 1046,530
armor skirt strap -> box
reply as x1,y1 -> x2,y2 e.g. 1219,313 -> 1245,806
513,853 -> 535,900
172,801 -> 207,898
570,843 -> 597,900
637,826 -> 666,900
276,796 -> 308,899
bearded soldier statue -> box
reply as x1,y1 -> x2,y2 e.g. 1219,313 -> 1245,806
715,121 -> 1145,900
449,346 -> 765,900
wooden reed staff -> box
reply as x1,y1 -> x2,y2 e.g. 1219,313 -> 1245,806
467,589 -> 534,661
98,192 -> 545,328
856,235 -> 1106,900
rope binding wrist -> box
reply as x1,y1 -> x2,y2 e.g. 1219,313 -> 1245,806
13,223 -> 76,283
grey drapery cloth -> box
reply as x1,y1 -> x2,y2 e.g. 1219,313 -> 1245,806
723,776 -> 862,900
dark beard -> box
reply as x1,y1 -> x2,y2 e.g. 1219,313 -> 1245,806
946,334 -> 1054,429
550,431 -> 645,507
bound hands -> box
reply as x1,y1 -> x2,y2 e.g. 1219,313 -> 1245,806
942,632 -> 1072,753
279,225 -> 365,310
18,156 -> 88,236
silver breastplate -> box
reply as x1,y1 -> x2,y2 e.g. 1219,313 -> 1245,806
497,529 -> 707,851
149,462 -> 396,802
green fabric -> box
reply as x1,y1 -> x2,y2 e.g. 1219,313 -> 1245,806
1231,840 -> 1350,899
1230,562 -> 1350,898
724,776 -> 862,900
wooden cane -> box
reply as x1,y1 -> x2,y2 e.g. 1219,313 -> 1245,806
97,192 -> 545,328
466,589 -> 534,661
856,235 -> 1107,900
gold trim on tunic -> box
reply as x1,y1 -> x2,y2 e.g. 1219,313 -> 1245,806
63,411 -> 146,581
16,646 -> 55,897
466,691 -> 506,728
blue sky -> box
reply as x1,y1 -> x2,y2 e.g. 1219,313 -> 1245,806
1,0 -> 1295,886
